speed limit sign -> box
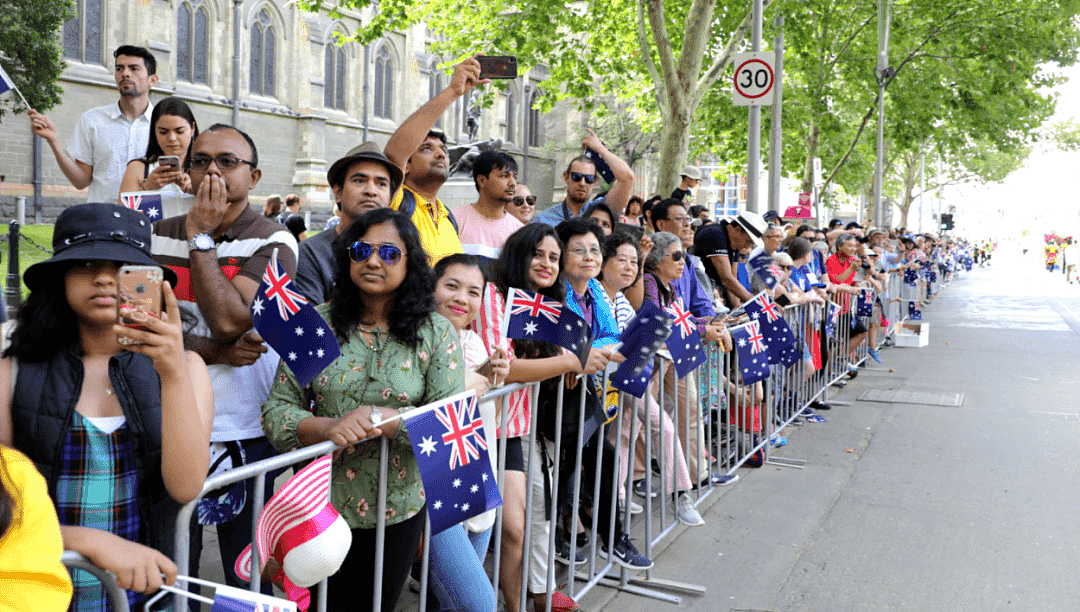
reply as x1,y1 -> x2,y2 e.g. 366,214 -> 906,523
732,52 -> 776,106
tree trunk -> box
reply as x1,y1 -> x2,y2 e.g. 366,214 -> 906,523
656,102 -> 692,195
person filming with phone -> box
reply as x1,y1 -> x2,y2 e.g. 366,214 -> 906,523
118,97 -> 199,197
532,128 -> 635,226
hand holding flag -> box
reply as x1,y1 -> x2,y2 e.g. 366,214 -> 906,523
747,247 -> 781,290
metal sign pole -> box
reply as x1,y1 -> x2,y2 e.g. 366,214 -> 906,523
745,0 -> 764,213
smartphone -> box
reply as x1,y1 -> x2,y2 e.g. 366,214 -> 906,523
613,222 -> 644,241
117,265 -> 164,345
158,155 -> 180,169
583,147 -> 616,184
474,357 -> 493,379
478,56 -> 518,80
709,312 -> 729,325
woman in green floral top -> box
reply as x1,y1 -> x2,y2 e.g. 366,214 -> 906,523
262,209 -> 465,612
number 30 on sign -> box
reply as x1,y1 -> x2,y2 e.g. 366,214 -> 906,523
732,52 -> 776,106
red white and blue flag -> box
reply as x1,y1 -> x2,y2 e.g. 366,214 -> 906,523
503,288 -> 593,367
251,249 -> 340,388
403,391 -> 503,534
210,585 -> 296,612
747,247 -> 781,290
744,292 -> 796,366
120,191 -> 164,220
664,296 -> 705,379
733,321 -> 771,384
611,300 -> 673,398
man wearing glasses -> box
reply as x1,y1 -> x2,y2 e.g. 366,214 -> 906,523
532,128 -> 634,226
151,124 -> 298,594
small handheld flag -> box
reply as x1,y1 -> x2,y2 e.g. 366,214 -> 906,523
824,301 -> 840,338
746,248 -> 781,290
743,292 -> 796,365
908,300 -> 922,320
503,288 -> 593,366
403,391 -> 504,534
664,296 -> 706,378
611,300 -> 673,397
119,191 -> 165,221
251,249 -> 341,388
732,321 -> 771,384
856,288 -> 875,318
0,64 -> 31,109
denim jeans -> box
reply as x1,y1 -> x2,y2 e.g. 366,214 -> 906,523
429,524 -> 497,612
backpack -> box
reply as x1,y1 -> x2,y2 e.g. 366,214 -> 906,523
398,188 -> 459,234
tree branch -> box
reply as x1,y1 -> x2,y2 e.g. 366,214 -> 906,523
644,0 -> 681,113
636,0 -> 666,115
694,0 -> 777,105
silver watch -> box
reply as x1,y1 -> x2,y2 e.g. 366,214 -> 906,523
188,233 -> 214,252
369,407 -> 384,426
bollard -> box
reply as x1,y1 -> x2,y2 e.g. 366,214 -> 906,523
7,220 -> 20,314
14,196 -> 26,228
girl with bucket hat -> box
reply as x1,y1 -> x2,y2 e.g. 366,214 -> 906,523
1,202 -> 214,612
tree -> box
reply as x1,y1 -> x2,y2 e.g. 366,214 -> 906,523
0,0 -> 76,119
301,0 -> 774,194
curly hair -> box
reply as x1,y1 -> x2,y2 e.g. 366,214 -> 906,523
4,266 -> 81,362
329,208 -> 435,347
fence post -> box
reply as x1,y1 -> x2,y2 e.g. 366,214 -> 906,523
7,220 -> 20,315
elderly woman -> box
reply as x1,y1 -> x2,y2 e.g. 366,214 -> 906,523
261,208 -> 489,612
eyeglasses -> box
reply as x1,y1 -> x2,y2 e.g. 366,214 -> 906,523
569,172 -> 597,184
511,195 -> 536,207
348,241 -> 403,265
189,154 -> 256,170
669,250 -> 684,262
667,216 -> 691,225
568,246 -> 602,259
779,265 -> 793,270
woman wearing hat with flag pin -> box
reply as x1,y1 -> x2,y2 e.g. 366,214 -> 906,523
0,202 -> 214,612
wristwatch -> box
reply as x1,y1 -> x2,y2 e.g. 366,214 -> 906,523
369,407 -> 384,426
188,233 -> 214,252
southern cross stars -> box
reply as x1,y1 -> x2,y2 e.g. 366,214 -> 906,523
251,297 -> 265,316
418,436 -> 437,456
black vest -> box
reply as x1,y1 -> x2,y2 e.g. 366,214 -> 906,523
11,345 -> 180,559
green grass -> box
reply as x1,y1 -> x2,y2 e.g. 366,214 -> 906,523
6,224 -> 55,300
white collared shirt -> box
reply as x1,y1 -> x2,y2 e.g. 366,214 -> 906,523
66,100 -> 154,203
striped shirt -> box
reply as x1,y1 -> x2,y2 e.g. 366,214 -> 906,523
468,283 -> 531,438
599,288 -> 635,332
56,414 -> 143,612
152,206 -> 298,441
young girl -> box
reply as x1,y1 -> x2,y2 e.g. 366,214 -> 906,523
0,444 -> 73,612
430,254 -> 509,610
118,97 -> 199,197
0,203 -> 214,612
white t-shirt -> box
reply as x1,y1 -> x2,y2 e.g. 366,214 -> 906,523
460,328 -> 498,533
454,204 -> 524,260
67,101 -> 154,204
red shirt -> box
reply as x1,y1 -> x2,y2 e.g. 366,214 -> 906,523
826,252 -> 858,285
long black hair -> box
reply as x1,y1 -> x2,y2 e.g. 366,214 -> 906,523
493,223 -> 565,358
329,208 -> 435,347
143,97 -> 199,167
4,265 -> 80,362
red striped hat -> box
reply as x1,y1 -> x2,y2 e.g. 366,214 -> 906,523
235,455 -> 351,611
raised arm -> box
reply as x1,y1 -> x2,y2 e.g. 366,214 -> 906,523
383,58 -> 486,179
28,109 -> 92,190
582,128 -> 634,217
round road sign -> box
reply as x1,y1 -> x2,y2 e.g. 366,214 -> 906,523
733,57 -> 774,101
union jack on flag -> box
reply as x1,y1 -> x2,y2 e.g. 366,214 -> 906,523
667,297 -> 695,337
509,288 -> 562,324
752,293 -> 782,322
663,296 -> 705,378
746,321 -> 767,353
404,391 -> 503,534
262,250 -> 308,319
119,191 -> 163,220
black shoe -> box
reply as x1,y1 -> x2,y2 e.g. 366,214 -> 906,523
650,458 -> 662,476
810,400 -> 832,411
832,380 -> 847,389
600,533 -> 653,570
554,538 -> 587,566
576,531 -> 589,548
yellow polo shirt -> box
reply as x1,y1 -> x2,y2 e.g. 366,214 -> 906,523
391,185 -> 463,263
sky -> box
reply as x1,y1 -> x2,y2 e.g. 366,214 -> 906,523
943,62 -> 1080,240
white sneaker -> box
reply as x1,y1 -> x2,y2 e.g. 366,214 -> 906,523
675,493 -> 705,526
627,499 -> 643,515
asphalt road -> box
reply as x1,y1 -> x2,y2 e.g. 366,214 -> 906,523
585,247 -> 1080,612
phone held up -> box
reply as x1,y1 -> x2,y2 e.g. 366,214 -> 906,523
478,56 -> 518,80
157,155 -> 180,169
117,265 -> 164,346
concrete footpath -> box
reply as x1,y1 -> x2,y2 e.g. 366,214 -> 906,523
580,251 -> 1080,612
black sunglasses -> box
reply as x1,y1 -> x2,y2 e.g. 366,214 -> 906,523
569,172 -> 597,184
511,195 -> 537,207
348,241 -> 403,265
670,250 -> 684,261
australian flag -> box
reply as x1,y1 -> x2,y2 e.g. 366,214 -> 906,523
404,391 -> 503,534
251,249 -> 340,388
908,300 -> 922,320
120,191 -> 164,221
856,288 -> 875,318
903,268 -> 918,287
211,585 -> 297,612
743,292 -> 796,365
776,343 -> 803,368
824,301 -> 840,338
746,247 -> 782,290
611,300 -> 673,397
665,296 -> 706,378
0,64 -> 15,97
733,321 -> 771,384
503,288 -> 593,367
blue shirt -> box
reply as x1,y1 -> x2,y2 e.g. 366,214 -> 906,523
671,253 -> 716,320
564,277 -> 619,349
533,200 -> 582,227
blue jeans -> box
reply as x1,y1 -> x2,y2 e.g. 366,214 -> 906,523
429,524 -> 497,612
188,437 -> 288,605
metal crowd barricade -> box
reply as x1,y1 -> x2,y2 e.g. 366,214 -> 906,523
61,551 -> 131,612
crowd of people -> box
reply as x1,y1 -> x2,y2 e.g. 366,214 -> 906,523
1,46 -> 973,612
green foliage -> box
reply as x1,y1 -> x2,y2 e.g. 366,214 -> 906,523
0,0 -> 76,119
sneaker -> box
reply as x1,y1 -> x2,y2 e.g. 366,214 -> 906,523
633,479 -> 657,499
627,499 -> 643,515
600,533 -> 653,570
554,538 -> 586,566
675,493 -> 705,526
805,414 -> 827,423
693,472 -> 739,489
800,407 -> 816,417
770,434 -> 787,448
650,458 -> 662,476
847,366 -> 859,380
867,349 -> 882,363
832,380 -> 847,389
744,449 -> 764,468
883,337 -> 895,347
810,400 -> 832,411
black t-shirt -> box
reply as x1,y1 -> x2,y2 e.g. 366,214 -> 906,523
693,221 -> 734,289
275,211 -> 307,240
671,187 -> 691,202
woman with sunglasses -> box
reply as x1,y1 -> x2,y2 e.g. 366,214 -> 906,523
118,97 -> 198,197
261,209 -> 489,612
506,184 -> 537,224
